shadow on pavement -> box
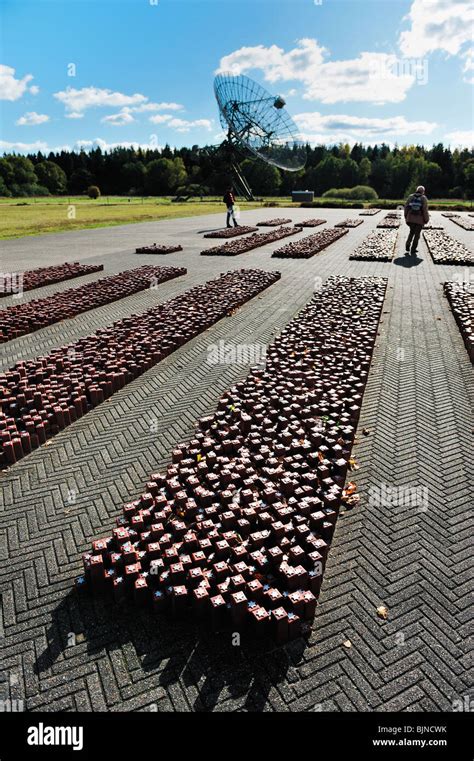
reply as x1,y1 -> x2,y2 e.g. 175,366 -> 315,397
34,589 -> 305,712
393,255 -> 424,268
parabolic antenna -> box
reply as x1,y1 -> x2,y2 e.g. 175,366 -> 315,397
212,73 -> 306,199
214,73 -> 306,172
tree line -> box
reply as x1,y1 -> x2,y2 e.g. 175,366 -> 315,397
0,141 -> 473,199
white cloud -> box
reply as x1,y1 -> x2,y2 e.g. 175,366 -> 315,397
216,40 -> 416,104
16,111 -> 50,126
131,102 -> 184,113
0,139 -> 50,152
149,114 -> 172,124
53,87 -> 186,120
293,112 -> 437,145
305,53 -> 416,104
0,65 -> 38,100
218,39 -> 327,83
399,0 -> 473,57
213,129 -> 227,142
73,138 -> 163,152
0,137 -> 163,155
53,86 -> 147,115
462,48 -> 474,84
149,114 -> 213,132
101,110 -> 135,126
169,118 -> 212,133
444,130 -> 474,147
295,112 -> 437,135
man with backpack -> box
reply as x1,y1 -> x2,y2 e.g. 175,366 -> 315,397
223,186 -> 239,228
404,185 -> 429,255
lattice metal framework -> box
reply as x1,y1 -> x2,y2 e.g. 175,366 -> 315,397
214,73 -> 306,171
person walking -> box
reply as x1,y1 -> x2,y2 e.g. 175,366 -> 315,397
404,185 -> 429,255
223,186 -> 239,228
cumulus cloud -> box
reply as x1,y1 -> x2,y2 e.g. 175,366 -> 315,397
131,102 -> 184,113
1,140 -> 77,156
216,40 -> 416,104
73,138 -> 163,152
213,129 -> 227,142
399,0 -> 473,57
16,111 -> 50,126
148,114 -> 172,124
101,110 -> 135,126
0,65 -> 38,100
305,53 -> 416,104
53,86 -> 147,116
0,139 -> 51,152
218,39 -> 327,83
293,112 -> 437,144
0,137 -> 164,154
444,130 -> 474,147
149,114 -> 213,132
295,112 -> 437,135
53,88 -> 187,120
169,118 -> 212,133
399,0 -> 473,83
462,48 -> 474,84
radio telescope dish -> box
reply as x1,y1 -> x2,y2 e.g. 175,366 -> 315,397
214,73 -> 306,172
212,73 -> 306,199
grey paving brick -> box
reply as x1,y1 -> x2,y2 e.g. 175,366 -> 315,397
0,208 -> 472,712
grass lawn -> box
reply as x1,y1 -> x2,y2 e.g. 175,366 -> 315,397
0,197 -> 264,239
0,195 -> 471,240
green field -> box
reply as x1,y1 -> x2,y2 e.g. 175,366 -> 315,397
0,197 -> 263,239
0,195 -> 470,240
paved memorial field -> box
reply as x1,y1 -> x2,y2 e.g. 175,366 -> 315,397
0,207 -> 472,712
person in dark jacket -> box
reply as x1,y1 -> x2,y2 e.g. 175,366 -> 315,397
223,187 -> 239,228
404,185 -> 429,255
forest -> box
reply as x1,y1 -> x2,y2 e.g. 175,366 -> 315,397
1,141 -> 473,199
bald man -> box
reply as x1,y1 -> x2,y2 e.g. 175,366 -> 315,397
404,185 -> 430,256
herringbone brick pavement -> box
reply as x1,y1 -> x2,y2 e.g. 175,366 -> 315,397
0,208 -> 472,712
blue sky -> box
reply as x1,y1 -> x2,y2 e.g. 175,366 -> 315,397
1,0 -> 472,154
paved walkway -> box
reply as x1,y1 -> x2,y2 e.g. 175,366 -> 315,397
0,208 -> 472,711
